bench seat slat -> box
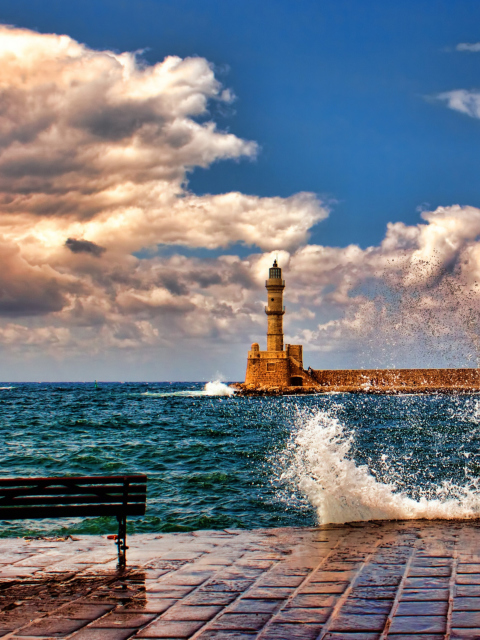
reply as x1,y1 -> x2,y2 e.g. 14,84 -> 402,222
0,504 -> 146,520
0,475 -> 147,487
0,495 -> 146,507
0,485 -> 146,498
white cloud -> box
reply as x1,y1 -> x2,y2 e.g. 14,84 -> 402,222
436,46 -> 480,118
456,42 -> 480,52
437,89 -> 480,119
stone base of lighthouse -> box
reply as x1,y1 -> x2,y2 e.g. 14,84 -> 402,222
242,343 -> 319,390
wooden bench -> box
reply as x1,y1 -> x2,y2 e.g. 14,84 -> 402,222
0,475 -> 147,566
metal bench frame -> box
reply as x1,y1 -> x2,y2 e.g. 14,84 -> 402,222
0,475 -> 147,566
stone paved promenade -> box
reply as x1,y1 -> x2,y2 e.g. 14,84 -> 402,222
2,521 -> 480,639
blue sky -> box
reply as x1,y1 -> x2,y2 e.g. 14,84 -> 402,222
1,0 -> 480,379
2,0 -> 480,248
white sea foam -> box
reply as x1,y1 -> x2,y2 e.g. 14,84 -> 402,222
140,380 -> 235,398
282,407 -> 480,524
203,380 -> 235,396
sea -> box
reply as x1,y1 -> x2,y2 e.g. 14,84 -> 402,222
1,380 -> 480,538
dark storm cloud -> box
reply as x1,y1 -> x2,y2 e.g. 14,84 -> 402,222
68,102 -> 163,141
0,241 -> 70,317
0,288 -> 66,317
65,238 -> 106,257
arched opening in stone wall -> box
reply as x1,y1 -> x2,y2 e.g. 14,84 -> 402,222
290,376 -> 303,386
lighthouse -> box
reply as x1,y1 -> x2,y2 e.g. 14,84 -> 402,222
265,259 -> 285,352
243,259 -> 312,388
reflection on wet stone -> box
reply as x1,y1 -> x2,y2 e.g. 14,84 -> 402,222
2,523 -> 480,636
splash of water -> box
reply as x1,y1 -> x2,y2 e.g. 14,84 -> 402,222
283,407 -> 480,524
140,380 -> 235,398
203,380 -> 235,396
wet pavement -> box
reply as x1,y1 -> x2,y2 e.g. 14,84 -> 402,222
1,521 -> 480,638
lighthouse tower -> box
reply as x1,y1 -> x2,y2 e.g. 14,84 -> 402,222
244,259 -> 313,388
265,259 -> 285,351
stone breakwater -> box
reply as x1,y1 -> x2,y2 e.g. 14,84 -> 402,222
234,368 -> 480,395
2,521 -> 480,637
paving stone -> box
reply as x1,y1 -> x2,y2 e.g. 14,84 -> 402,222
68,630 -> 135,640
452,610 -> 480,627
389,615 -> 446,633
323,634 -> 381,640
458,564 -> 480,574
214,570 -> 261,580
183,592 -> 238,606
355,574 -> 402,587
135,619 -> 205,637
402,588 -> 449,600
255,575 -> 305,587
116,598 -> 178,613
386,635 -> 443,639
310,570 -> 356,582
196,632 -> 257,640
396,600 -> 448,615
285,594 -> 338,608
457,585 -> 480,597
57,604 -> 115,619
457,574 -> 480,585
273,606 -> 331,623
300,582 -> 347,594
409,566 -> 451,577
242,587 -> 294,599
201,580 -> 254,593
454,597 -> 480,611
144,585 -> 194,597
234,560 -> 272,570
413,557 -> 452,566
90,612 -> 156,627
15,616 -> 91,636
209,613 -> 271,631
330,613 -> 388,631
161,572 -> 212,586
161,605 -> 222,621
404,577 -> 450,589
349,586 -> 396,599
323,562 -> 360,571
341,598 -> 393,614
228,599 -> 282,613
260,623 -> 323,639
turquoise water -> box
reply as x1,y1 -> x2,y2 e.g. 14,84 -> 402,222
1,382 -> 480,536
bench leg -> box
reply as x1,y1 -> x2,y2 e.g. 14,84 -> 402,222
117,515 -> 128,567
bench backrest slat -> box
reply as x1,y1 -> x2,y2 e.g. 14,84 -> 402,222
0,504 -> 146,520
0,474 -> 147,487
0,495 -> 146,507
0,484 -> 146,499
0,475 -> 147,520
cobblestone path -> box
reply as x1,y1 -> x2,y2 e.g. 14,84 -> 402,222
1,520 -> 480,638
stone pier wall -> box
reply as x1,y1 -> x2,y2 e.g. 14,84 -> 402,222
239,365 -> 480,394
311,368 -> 480,392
